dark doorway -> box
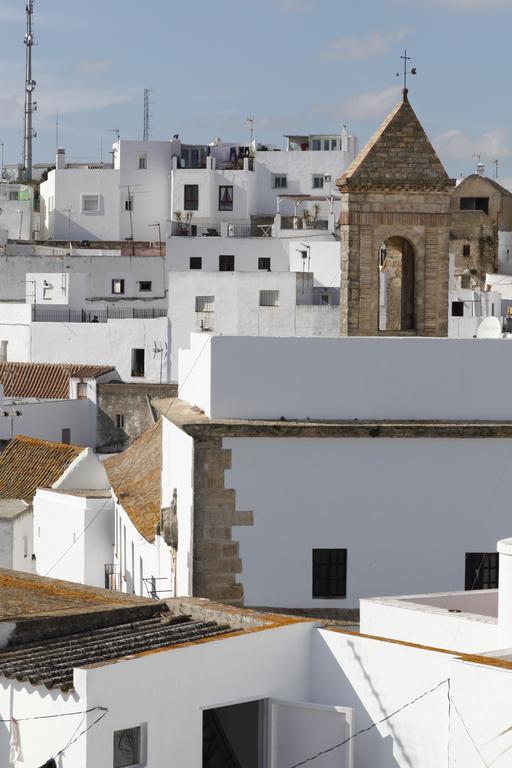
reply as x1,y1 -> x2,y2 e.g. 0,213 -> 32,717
203,700 -> 261,767
379,236 -> 416,332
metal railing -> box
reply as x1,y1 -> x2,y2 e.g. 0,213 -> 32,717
32,306 -> 167,323
170,221 -> 221,238
281,217 -> 329,230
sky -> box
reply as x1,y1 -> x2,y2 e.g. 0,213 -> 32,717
0,0 -> 512,180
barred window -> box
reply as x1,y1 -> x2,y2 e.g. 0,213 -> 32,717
313,549 -> 347,598
195,296 -> 215,313
259,290 -> 279,307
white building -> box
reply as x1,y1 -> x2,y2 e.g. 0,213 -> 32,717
156,332 -> 512,612
0,183 -> 34,240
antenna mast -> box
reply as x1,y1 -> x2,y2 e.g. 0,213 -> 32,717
143,89 -> 151,142
22,0 -> 37,181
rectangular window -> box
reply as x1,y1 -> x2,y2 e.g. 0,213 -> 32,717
137,154 -> 147,170
131,349 -> 145,378
320,293 -> 329,305
452,301 -> 464,317
462,244 -> 471,257
184,184 -> 199,211
195,296 -> 215,313
8,190 -> 19,201
82,194 -> 100,213
138,281 -> 152,292
260,290 -> 279,307
115,414 -> 125,429
324,139 -> 330,151
189,256 -> 202,270
258,257 -> 271,271
112,279 -> 125,295
312,139 -> 321,151
219,254 -> 235,271
465,552 -> 499,590
272,175 -> 287,189
218,185 -> 234,211
312,175 -> 324,189
460,197 -> 489,215
461,273 -> 471,289
77,382 -> 88,399
331,139 -> 337,150
113,726 -> 142,768
313,548 -> 347,598
61,428 -> 71,445
124,196 -> 134,212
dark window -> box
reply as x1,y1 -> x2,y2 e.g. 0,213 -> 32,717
184,184 -> 199,211
190,256 -> 202,270
115,414 -> 125,429
312,175 -> 324,189
452,301 -> 464,317
460,197 -> 489,215
312,140 -> 321,151
219,254 -> 235,271
131,349 -> 145,377
272,175 -> 287,189
463,244 -> 471,257
465,552 -> 499,590
218,185 -> 234,211
320,293 -> 329,305
61,428 -> 71,445
138,281 -> 152,292
258,257 -> 271,271
112,279 -> 125,295
312,548 -> 347,598
113,727 -> 141,768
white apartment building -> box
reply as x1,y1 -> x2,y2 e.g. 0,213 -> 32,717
39,127 -> 358,242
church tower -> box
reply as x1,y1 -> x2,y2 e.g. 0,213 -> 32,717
337,90 -> 455,337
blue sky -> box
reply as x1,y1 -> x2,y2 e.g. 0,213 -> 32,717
1,0 -> 512,180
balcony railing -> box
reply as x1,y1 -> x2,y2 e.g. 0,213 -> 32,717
32,306 -> 167,323
281,217 -> 329,230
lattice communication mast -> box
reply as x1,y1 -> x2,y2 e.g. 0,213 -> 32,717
22,0 -> 37,181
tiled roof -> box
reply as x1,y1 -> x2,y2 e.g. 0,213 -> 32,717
0,362 -> 115,400
0,436 -> 84,502
0,603 -> 233,691
105,420 -> 161,542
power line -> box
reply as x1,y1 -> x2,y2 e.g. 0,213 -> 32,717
288,679 -> 449,767
0,706 -> 106,723
54,707 -> 109,760
450,696 -> 489,767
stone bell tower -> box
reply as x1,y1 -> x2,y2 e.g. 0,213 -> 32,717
337,90 -> 455,337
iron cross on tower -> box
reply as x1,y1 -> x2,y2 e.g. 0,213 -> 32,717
396,50 -> 417,97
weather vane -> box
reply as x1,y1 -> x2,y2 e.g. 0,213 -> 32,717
396,50 -> 417,96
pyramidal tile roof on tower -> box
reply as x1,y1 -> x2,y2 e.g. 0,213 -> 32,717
337,92 -> 454,192
0,435 -> 84,502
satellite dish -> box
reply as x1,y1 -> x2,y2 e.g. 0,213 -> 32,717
477,317 -> 502,339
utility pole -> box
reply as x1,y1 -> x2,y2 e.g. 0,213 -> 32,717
22,0 -> 37,181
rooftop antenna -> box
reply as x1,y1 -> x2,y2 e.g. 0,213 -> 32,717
22,0 -> 37,181
493,159 -> 499,179
246,116 -> 255,144
396,49 -> 416,100
143,89 -> 151,142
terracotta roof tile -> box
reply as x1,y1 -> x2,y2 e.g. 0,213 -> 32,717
0,436 -> 84,502
0,362 -> 115,400
105,421 -> 161,542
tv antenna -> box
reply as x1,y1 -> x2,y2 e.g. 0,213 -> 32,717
153,341 -> 168,383
246,116 -> 255,144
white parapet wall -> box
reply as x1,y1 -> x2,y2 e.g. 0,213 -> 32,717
179,334 -> 512,421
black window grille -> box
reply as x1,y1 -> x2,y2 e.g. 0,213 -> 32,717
312,548 -> 347,598
219,255 -> 235,271
190,257 -> 202,270
465,552 -> 499,590
184,184 -> 199,211
258,257 -> 271,271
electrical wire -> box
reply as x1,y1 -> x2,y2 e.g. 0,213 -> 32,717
0,706 -> 107,723
450,696 -> 489,767
288,679 -> 449,767
54,707 -> 109,760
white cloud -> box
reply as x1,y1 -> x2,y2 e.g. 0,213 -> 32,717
434,128 -> 511,161
78,59 -> 113,76
425,0 -> 512,8
321,28 -> 408,61
339,85 -> 402,120
276,0 -> 312,11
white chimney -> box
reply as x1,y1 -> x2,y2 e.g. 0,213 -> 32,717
498,538 -> 512,647
56,147 -> 65,170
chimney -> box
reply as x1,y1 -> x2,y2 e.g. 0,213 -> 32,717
498,538 -> 512,647
56,147 -> 65,170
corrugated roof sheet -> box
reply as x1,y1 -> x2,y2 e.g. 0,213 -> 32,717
0,362 -> 114,400
0,435 -> 84,502
105,421 -> 161,542
0,604 -> 234,691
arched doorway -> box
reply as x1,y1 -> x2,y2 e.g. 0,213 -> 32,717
378,236 -> 415,332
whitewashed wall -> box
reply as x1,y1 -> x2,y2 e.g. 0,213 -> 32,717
0,399 -> 96,447
170,167 -> 257,223
180,335 -> 512,420
223,437 -> 512,609
12,509 -> 33,572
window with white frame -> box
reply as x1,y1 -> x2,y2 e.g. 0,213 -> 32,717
312,175 -> 324,189
272,175 -> 287,189
137,154 -> 147,170
260,290 -> 279,307
81,194 -> 100,213
195,295 -> 215,313
113,725 -> 146,768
